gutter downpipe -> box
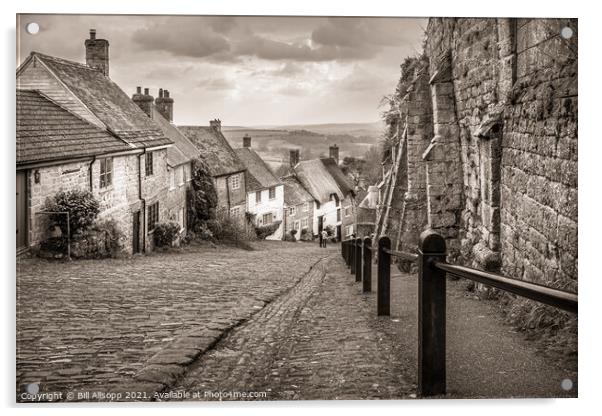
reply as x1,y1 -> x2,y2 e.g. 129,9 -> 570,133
139,149 -> 147,253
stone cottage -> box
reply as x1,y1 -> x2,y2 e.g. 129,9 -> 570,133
281,176 -> 315,241
376,18 -> 577,290
179,120 -> 247,221
234,135 -> 285,240
290,146 -> 356,241
16,30 -> 179,254
133,87 -> 197,240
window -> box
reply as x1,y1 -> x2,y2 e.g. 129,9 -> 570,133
145,152 -> 154,176
344,206 -> 352,217
269,187 -> 276,200
230,206 -> 241,217
169,169 -> 175,190
301,217 -> 309,229
262,212 -> 273,224
293,220 -> 300,231
183,164 -> 191,182
337,208 -> 341,222
255,190 -> 262,204
230,174 -> 240,190
99,157 -> 112,188
345,225 -> 354,237
148,202 -> 159,231
289,206 -> 296,216
303,201 -> 310,212
178,166 -> 185,186
178,208 -> 185,230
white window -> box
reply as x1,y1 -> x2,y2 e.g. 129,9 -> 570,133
269,187 -> 276,200
344,206 -> 352,217
230,174 -> 240,190
289,206 -> 296,216
255,191 -> 262,204
262,212 -> 273,224
169,169 -> 175,190
178,166 -> 184,186
178,208 -> 185,230
345,225 -> 354,237
303,201 -> 310,212
184,164 -> 191,182
301,217 -> 309,229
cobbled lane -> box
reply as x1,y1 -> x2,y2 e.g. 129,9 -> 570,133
16,241 -> 330,400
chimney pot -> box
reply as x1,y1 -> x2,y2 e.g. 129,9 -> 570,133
90,29 -> 96,40
158,88 -> 163,98
144,88 -> 149,95
136,86 -> 141,94
164,90 -> 170,98
289,149 -> 300,167
329,144 -> 339,165
85,29 -> 109,76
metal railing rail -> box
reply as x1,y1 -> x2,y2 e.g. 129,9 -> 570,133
339,229 -> 578,398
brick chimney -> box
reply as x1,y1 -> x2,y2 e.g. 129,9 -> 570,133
132,86 -> 154,117
85,29 -> 109,76
329,144 -> 339,165
243,134 -> 252,148
289,149 -> 300,167
155,88 -> 174,122
209,119 -> 222,132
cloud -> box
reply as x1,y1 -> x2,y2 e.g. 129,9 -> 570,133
195,77 -> 236,90
132,22 -> 230,58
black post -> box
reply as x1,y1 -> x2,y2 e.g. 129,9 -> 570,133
377,236 -> 391,316
363,237 -> 372,292
350,238 -> 356,275
355,238 -> 362,282
343,240 -> 347,264
418,229 -> 447,397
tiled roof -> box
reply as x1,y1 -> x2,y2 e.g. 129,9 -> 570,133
179,126 -> 245,177
150,107 -> 198,167
32,52 -> 172,149
282,176 -> 314,206
234,147 -> 281,192
17,89 -> 131,165
293,158 -> 353,204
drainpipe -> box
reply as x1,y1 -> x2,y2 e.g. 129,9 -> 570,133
138,149 -> 147,253
88,156 -> 96,191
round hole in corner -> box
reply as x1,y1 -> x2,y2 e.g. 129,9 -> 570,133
560,26 -> 573,40
26,22 -> 40,35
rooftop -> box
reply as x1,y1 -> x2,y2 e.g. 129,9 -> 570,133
234,147 -> 281,192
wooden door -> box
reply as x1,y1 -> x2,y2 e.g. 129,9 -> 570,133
16,171 -> 28,250
132,211 -> 140,254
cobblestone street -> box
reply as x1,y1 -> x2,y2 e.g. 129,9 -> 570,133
16,241 -> 331,400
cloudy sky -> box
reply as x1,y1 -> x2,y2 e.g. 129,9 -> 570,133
18,14 -> 426,126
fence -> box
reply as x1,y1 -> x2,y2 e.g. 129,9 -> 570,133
340,229 -> 578,397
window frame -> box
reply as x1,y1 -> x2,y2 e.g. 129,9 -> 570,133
99,157 -> 113,189
230,206 -> 240,217
301,217 -> 309,229
147,202 -> 159,232
303,201 -> 310,212
289,206 -> 296,216
230,174 -> 240,190
255,190 -> 262,204
145,152 -> 154,176
269,186 -> 276,200
169,168 -> 176,190
262,212 -> 273,225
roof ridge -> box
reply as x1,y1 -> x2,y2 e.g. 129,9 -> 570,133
31,51 -> 99,72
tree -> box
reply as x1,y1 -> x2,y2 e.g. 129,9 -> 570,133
187,158 -> 218,232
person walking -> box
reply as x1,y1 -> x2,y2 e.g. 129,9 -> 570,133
318,230 -> 323,247
321,230 -> 328,248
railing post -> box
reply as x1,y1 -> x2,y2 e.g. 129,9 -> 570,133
418,229 -> 447,397
350,238 -> 355,275
377,236 -> 391,316
355,238 -> 362,282
363,237 -> 372,292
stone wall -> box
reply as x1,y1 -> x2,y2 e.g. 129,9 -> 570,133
379,18 -> 577,289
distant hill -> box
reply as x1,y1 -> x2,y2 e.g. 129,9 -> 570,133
222,122 -> 385,172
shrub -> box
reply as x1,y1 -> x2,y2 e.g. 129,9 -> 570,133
154,221 -> 181,247
92,218 -> 124,256
208,210 -> 254,242
285,229 -> 297,242
255,221 -> 282,240
187,158 -> 218,232
300,228 -> 312,241
44,189 -> 100,237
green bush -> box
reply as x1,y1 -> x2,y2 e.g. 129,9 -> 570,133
255,221 -> 282,240
44,189 -> 100,237
154,221 -> 181,247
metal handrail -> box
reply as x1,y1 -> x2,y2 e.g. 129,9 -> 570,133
433,261 -> 578,313
383,248 -> 418,262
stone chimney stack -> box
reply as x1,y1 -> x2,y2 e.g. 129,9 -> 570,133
132,86 -> 154,117
155,88 -> 174,122
289,149 -> 300,167
85,29 -> 109,76
210,119 -> 222,132
329,144 -> 339,165
243,134 -> 252,148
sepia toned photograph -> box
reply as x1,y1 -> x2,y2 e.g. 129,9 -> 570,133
15,14 -> 577,402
